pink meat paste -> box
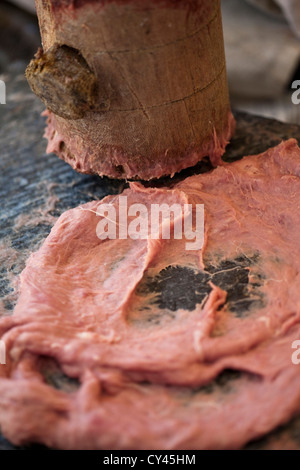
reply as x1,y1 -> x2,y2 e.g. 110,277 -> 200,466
43,109 -> 236,180
0,139 -> 300,449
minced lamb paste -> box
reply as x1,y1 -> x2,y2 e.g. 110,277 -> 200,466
0,140 -> 300,449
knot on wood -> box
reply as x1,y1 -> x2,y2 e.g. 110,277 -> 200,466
25,44 -> 103,120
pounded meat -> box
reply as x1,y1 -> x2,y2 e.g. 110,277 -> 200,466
0,139 -> 300,449
43,108 -> 235,180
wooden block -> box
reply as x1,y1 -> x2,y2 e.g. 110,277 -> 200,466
26,0 -> 235,180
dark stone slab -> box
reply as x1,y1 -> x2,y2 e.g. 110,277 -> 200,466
1,68 -> 300,450
135,255 -> 264,321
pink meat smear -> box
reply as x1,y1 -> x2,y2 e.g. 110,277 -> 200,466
43,110 -> 236,180
1,139 -> 300,449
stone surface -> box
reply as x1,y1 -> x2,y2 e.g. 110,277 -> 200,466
1,68 -> 300,450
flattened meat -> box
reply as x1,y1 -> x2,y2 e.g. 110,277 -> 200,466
1,139 -> 300,449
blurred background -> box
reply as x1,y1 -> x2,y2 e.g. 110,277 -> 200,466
1,0 -> 300,125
